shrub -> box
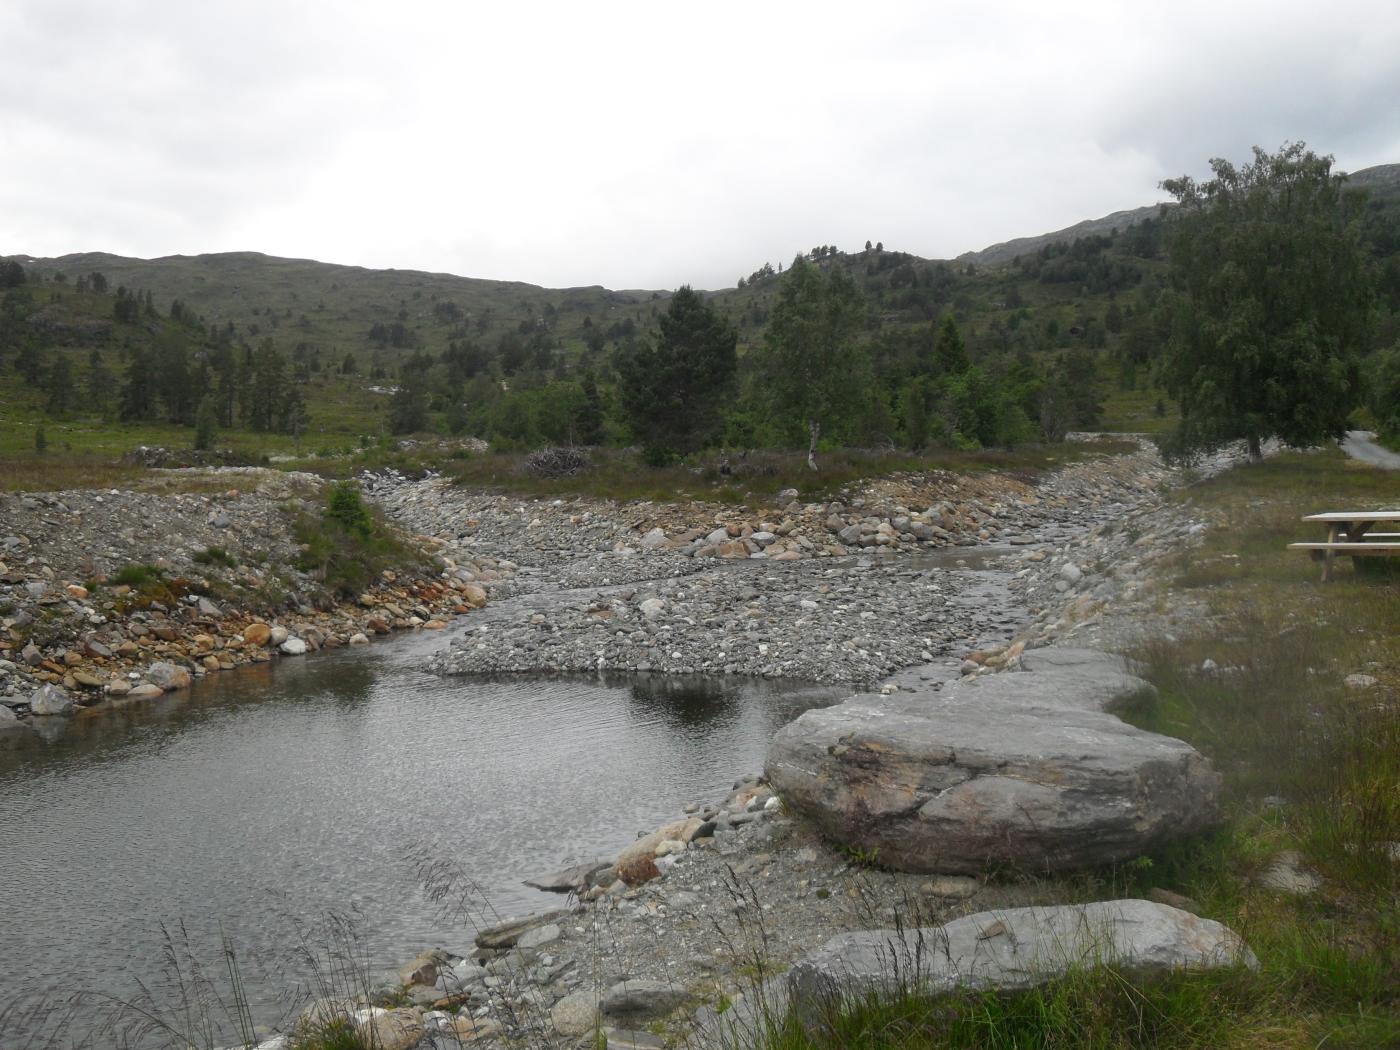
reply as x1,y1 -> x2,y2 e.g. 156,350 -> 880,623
292,482 -> 424,598
110,563 -> 162,588
524,446 -> 592,477
192,546 -> 238,568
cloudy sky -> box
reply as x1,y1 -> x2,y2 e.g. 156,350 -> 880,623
3,1 -> 1399,290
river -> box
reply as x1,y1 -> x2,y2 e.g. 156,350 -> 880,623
0,624 -> 846,1047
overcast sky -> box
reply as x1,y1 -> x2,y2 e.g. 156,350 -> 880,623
3,2 -> 1399,290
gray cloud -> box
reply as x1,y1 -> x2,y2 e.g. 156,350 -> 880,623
2,1 -> 1396,289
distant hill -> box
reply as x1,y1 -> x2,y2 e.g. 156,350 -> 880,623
956,161 -> 1400,271
8,250 -> 670,368
957,204 -> 1168,270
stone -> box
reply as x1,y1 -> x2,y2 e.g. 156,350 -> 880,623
551,988 -> 600,1036
639,597 -> 666,620
617,853 -> 661,886
243,622 -> 272,646
29,684 -> 75,716
1059,562 -> 1084,585
1257,851 -> 1322,895
517,922 -> 561,949
640,527 -> 668,549
787,901 -> 1256,1022
461,584 -> 488,608
767,649 -> 1220,873
0,704 -> 30,733
1344,673 -> 1378,689
921,875 -> 979,900
197,597 -> 221,617
361,1006 -> 422,1050
280,637 -> 308,656
127,683 -> 164,698
270,626 -> 290,646
398,949 -> 446,987
525,859 -> 611,893
146,661 -> 192,691
348,633 -> 370,645
449,1015 -> 501,1041
601,978 -> 690,1019
602,1028 -> 667,1049
474,909 -> 570,950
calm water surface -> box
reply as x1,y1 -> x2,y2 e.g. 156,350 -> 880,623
0,628 -> 844,1045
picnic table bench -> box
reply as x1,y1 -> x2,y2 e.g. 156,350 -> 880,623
1288,510 -> 1400,580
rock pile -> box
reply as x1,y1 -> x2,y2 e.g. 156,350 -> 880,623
0,470 -> 506,734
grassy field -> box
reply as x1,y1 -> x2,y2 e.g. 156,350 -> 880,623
758,449 -> 1399,1049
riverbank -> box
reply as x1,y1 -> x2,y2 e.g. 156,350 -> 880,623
0,467 -> 508,739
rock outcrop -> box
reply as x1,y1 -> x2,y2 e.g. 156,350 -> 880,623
787,900 -> 1257,1022
767,649 -> 1220,873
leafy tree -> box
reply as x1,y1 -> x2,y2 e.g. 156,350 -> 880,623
44,354 -> 73,415
1370,345 -> 1400,439
84,350 -> 115,416
576,370 -> 606,445
388,366 -> 430,434
194,394 -> 219,450
761,259 -> 866,469
615,286 -> 737,460
0,260 -> 25,288
281,385 -> 310,446
933,314 -> 970,375
1160,143 -> 1373,461
120,347 -> 156,421
16,341 -> 46,385
899,378 -> 931,449
247,341 -> 289,432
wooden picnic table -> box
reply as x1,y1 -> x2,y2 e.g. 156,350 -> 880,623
1290,510 -> 1400,580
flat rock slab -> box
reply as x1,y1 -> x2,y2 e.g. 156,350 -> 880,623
788,900 -> 1257,1023
601,978 -> 690,1019
474,909 -> 570,950
767,648 -> 1221,873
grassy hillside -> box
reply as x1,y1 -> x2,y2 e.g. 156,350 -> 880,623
2,161 -> 1396,465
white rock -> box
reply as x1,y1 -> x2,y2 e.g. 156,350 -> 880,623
280,638 -> 308,656
28,684 -> 74,716
788,900 -> 1257,1022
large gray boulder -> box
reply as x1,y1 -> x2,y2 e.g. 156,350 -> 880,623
787,900 -> 1257,1023
146,661 -> 192,691
767,649 -> 1220,873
